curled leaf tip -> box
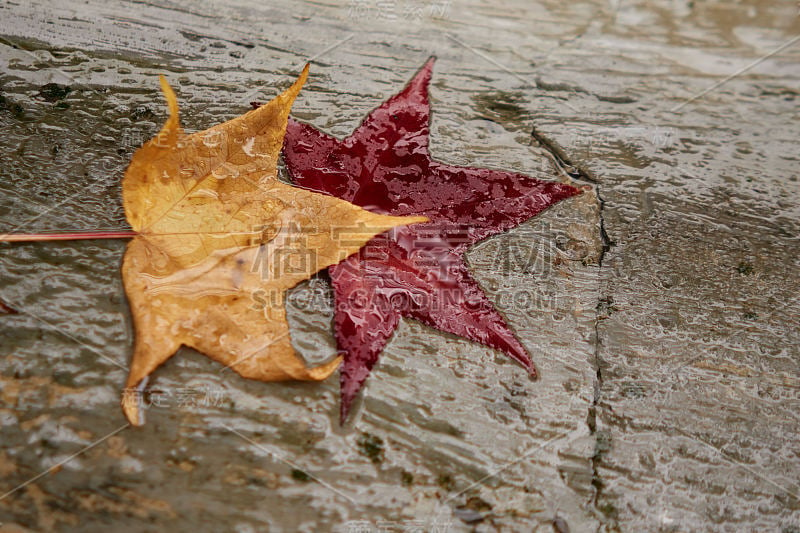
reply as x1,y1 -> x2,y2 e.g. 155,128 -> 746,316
301,355 -> 342,381
289,63 -> 310,98
158,74 -> 179,124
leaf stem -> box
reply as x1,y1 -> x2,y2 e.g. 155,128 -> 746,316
0,231 -> 138,243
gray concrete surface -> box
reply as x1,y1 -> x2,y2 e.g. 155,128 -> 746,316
0,0 -> 797,531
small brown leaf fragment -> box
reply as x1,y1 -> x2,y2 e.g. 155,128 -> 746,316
0,298 -> 17,314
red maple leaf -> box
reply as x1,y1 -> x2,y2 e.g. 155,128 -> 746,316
283,57 -> 581,421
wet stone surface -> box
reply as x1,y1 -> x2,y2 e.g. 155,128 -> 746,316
0,0 -> 798,531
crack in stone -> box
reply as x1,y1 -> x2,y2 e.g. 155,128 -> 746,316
531,125 -> 597,184
531,124 -> 612,530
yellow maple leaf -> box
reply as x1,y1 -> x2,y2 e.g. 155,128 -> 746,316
120,66 -> 426,425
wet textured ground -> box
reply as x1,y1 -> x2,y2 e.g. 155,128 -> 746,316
0,1 -> 798,531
